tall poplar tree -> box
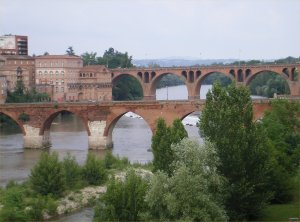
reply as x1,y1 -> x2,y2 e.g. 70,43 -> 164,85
200,82 -> 271,220
152,118 -> 187,176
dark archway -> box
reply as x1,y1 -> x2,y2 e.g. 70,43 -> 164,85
246,71 -> 290,98
0,112 -> 24,152
112,74 -> 143,101
195,72 -> 233,99
151,73 -> 188,100
106,111 -> 153,163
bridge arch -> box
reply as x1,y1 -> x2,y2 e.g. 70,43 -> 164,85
104,110 -> 153,148
194,72 -> 234,99
245,70 -> 291,97
0,111 -> 25,135
149,72 -> 188,100
112,73 -> 144,100
40,109 -> 90,136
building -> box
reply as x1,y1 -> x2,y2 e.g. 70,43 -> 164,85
0,75 -> 7,103
35,55 -> 83,102
0,55 -> 35,91
0,35 -> 28,55
68,65 -> 112,101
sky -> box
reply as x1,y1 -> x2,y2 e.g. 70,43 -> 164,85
0,0 -> 299,60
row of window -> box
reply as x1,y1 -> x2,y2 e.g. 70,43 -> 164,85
38,71 -> 65,76
55,86 -> 64,92
8,60 -> 35,65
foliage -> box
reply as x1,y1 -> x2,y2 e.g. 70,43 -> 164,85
200,82 -> 272,220
152,118 -> 188,176
29,152 -> 66,197
201,72 -> 232,87
6,80 -> 49,103
112,75 -> 143,101
103,151 -> 130,170
145,139 -> 227,221
66,46 -> 75,56
156,74 -> 185,89
62,153 -> 82,190
18,113 -> 29,122
81,52 -> 97,66
82,153 -> 107,185
249,72 -> 290,97
261,99 -> 300,202
94,169 -> 148,221
151,116 -> 189,179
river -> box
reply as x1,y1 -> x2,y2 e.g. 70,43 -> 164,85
0,85 -> 206,221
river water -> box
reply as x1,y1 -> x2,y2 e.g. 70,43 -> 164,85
0,85 -> 209,221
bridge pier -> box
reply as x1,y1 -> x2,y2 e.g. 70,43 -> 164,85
88,120 -> 109,149
23,125 -> 50,149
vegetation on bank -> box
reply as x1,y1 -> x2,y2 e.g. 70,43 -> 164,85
1,82 -> 300,222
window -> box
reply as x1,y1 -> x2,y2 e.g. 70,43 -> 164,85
61,87 -> 64,92
55,87 -> 59,92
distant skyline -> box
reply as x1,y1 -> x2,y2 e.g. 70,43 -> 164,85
0,0 -> 299,60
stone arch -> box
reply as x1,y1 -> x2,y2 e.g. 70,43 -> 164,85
104,110 -> 153,147
188,71 -> 195,83
144,72 -> 150,83
194,72 -> 234,99
291,67 -> 298,81
149,72 -> 187,98
40,109 -> 90,136
245,70 -> 290,88
237,69 -> 244,82
0,111 -> 25,135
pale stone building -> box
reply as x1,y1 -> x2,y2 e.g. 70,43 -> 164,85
68,65 -> 112,101
35,55 -> 83,102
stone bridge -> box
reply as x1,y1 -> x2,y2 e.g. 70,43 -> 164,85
0,100 -> 271,149
111,64 -> 300,99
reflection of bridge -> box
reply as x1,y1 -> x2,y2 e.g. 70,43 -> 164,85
111,64 -> 300,99
0,100 -> 271,149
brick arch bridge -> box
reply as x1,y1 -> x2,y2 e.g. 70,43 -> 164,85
111,64 -> 299,100
0,100 -> 271,149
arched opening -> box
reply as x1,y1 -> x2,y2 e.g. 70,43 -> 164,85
229,69 -> 236,78
196,70 -> 201,79
181,111 -> 202,144
182,71 -> 187,80
246,69 -> 252,78
188,71 -> 195,83
247,71 -> 290,98
78,92 -> 83,101
0,112 -> 23,151
137,72 -> 142,80
42,111 -> 89,160
153,73 -> 188,100
238,69 -> 244,82
107,111 -> 153,163
112,74 -> 143,101
144,72 -> 150,83
197,72 -> 233,99
292,67 -> 298,81
282,68 -> 290,78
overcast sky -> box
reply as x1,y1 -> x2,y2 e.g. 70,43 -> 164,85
0,0 -> 299,60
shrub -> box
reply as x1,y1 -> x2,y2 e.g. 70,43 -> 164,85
29,152 -> 66,197
62,153 -> 82,189
94,169 -> 148,221
82,153 -> 107,185
104,151 -> 130,170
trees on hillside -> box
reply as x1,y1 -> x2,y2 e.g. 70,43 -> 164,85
200,82 -> 271,220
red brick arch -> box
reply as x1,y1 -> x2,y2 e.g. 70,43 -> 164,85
40,109 -> 90,136
0,111 -> 25,135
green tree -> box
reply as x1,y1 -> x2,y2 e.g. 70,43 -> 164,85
146,139 -> 227,221
112,75 -> 143,101
94,169 -> 148,221
62,153 -> 82,190
261,99 -> 300,202
152,118 -> 187,176
200,82 -> 272,220
81,52 -> 97,66
82,153 -> 107,185
66,46 -> 75,56
29,152 -> 66,197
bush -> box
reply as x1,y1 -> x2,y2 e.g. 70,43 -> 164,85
94,169 -> 148,221
29,152 -> 66,197
104,151 -> 130,170
82,153 -> 107,185
62,153 -> 82,189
